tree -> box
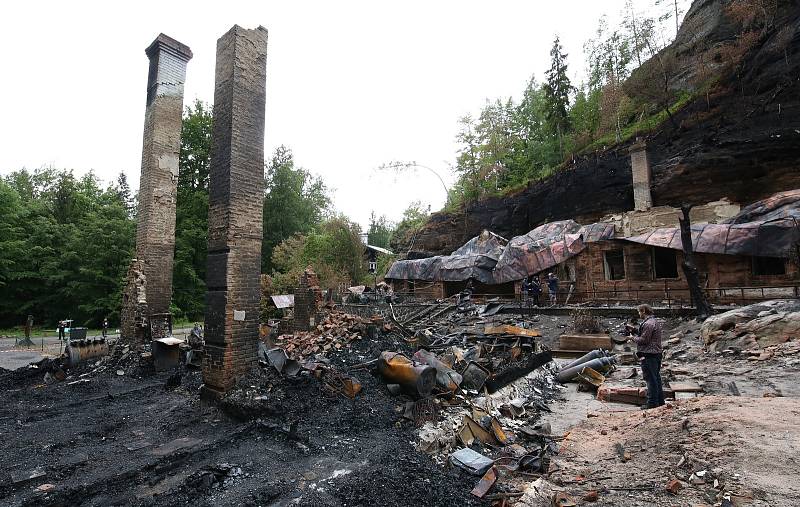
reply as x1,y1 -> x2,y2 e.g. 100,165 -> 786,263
0,168 -> 135,327
367,212 -> 394,249
114,172 -> 134,217
391,201 -> 431,254
262,145 -> 330,272
178,100 -> 213,191
543,36 -> 573,158
171,102 -> 214,319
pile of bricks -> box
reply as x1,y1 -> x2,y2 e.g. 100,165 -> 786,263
276,311 -> 369,358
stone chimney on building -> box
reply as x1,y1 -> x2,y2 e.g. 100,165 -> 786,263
629,139 -> 653,211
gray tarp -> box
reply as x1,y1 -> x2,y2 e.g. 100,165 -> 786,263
387,189 -> 800,283
624,190 -> 800,258
386,231 -> 506,284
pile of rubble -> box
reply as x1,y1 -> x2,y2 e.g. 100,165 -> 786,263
274,310 -> 382,358
533,395 -> 800,506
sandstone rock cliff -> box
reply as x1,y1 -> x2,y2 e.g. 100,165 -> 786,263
397,0 -> 800,257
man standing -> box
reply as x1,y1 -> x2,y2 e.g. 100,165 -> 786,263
102,318 -> 109,338
627,304 -> 664,409
547,273 -> 559,306
58,320 -> 65,341
530,276 -> 542,306
521,277 -> 531,303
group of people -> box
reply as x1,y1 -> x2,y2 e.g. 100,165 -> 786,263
521,272 -> 560,306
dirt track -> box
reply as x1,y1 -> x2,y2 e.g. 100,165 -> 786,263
548,396 -> 800,506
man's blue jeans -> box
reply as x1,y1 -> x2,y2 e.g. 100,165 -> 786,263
640,353 -> 665,408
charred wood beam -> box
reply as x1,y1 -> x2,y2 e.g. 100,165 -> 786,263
679,205 -> 713,321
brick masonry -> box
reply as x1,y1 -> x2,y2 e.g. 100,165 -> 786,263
293,267 -> 322,332
120,259 -> 148,344
121,34 -> 192,343
202,26 -> 269,397
630,141 -> 653,212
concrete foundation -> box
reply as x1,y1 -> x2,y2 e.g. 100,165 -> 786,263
202,25 -> 269,397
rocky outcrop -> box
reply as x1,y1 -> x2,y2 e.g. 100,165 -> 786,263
400,0 -> 800,256
701,299 -> 800,351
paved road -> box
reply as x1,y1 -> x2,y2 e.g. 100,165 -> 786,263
0,327 -> 195,370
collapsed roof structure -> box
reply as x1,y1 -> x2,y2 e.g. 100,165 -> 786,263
387,221 -> 616,284
386,190 -> 800,285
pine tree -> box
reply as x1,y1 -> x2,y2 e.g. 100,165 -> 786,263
543,36 -> 573,158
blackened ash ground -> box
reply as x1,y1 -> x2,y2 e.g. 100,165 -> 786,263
0,330 -> 481,507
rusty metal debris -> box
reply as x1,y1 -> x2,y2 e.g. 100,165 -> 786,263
310,363 -> 362,399
376,351 -> 437,397
471,465 -> 498,498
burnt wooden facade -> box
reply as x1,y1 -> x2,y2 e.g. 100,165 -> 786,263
566,240 -> 799,304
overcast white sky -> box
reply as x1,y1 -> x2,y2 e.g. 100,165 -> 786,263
0,0 -> 670,231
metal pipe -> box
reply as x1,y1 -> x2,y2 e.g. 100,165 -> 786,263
561,349 -> 607,371
377,351 -> 437,397
65,338 -> 109,368
557,355 -> 617,383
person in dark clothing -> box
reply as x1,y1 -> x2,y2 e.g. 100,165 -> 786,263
57,320 -> 65,341
102,318 -> 109,338
547,273 -> 559,306
529,276 -> 542,306
627,304 -> 665,409
521,277 -> 531,302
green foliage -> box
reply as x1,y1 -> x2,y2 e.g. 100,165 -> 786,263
262,145 -> 330,273
179,99 -> 213,191
270,216 -> 367,294
390,201 -> 430,252
543,36 -> 574,150
446,3 -> 696,210
172,101 -> 212,320
0,168 -> 134,328
367,212 -> 394,249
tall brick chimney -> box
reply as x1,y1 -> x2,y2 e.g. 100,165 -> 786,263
629,139 -> 653,211
202,26 -> 269,397
122,34 -> 191,342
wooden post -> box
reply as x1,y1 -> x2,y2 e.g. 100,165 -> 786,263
679,206 -> 712,321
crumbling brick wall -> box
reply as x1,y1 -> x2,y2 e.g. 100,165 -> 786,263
293,267 -> 322,331
120,259 -> 148,344
202,25 -> 269,397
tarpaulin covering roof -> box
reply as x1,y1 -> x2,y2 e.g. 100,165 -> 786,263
387,221 -> 615,283
623,190 -> 800,258
492,221 -> 615,283
386,231 -> 506,283
385,255 -> 446,282
439,231 -> 507,283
